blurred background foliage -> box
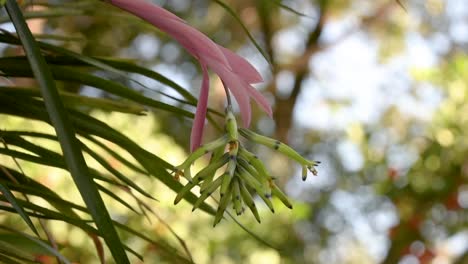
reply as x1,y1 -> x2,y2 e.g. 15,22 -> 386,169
0,0 -> 467,263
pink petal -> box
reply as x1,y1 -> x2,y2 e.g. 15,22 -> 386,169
110,0 -> 230,68
190,63 -> 210,151
244,83 -> 272,117
228,81 -> 252,127
213,64 -> 252,127
218,46 -> 263,84
109,0 -> 271,130
175,32 -> 229,67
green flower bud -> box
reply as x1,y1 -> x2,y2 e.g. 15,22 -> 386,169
237,157 -> 272,198
237,167 -> 274,213
239,128 -> 319,179
193,153 -> 229,182
271,184 -> 293,209
213,180 -> 234,227
176,135 -> 228,169
232,178 -> 244,216
239,180 -> 261,223
192,176 -> 224,212
225,107 -> 238,141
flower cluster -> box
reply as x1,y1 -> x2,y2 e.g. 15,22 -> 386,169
173,108 -> 319,226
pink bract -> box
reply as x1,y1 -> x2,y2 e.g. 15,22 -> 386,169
108,0 -> 272,151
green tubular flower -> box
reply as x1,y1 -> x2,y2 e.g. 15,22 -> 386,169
271,184 -> 293,209
175,135 -> 228,170
219,155 -> 237,197
220,151 -> 237,197
232,178 -> 244,216
238,128 -> 319,180
192,175 -> 224,212
220,137 -> 239,197
210,142 -> 227,161
237,167 -> 275,213
237,157 -> 272,198
198,145 -> 227,192
235,166 -> 262,193
193,153 -> 229,182
225,106 -> 238,141
199,172 -> 215,193
220,172 -> 233,198
238,147 -> 273,182
174,154 -> 230,205
238,180 -> 261,223
213,181 -> 234,227
172,135 -> 229,183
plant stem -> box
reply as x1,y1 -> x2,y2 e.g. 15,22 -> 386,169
222,80 -> 232,107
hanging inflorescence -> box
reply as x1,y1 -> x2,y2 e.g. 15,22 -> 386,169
172,107 -> 319,227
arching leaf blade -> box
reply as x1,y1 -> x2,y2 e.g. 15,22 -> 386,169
4,1 -> 130,262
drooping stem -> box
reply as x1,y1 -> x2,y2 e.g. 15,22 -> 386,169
221,80 -> 232,107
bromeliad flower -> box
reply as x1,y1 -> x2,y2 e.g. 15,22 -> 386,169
105,0 -> 320,226
173,107 -> 320,226
105,0 -> 272,151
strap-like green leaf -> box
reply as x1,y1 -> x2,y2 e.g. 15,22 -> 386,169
0,58 -> 193,118
0,234 -> 58,259
0,240 -> 35,263
0,183 -> 38,236
0,86 -> 146,115
0,226 -> 71,264
0,179 -> 88,215
0,167 -> 142,261
0,32 -> 198,107
0,253 -> 24,264
0,32 -> 224,119
0,9 -> 84,24
0,135 -> 149,212
0,165 -> 85,218
97,183 -> 140,213
115,223 -> 194,264
0,94 -> 216,215
4,1 -> 129,262
80,143 -> 155,200
84,135 -> 148,175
